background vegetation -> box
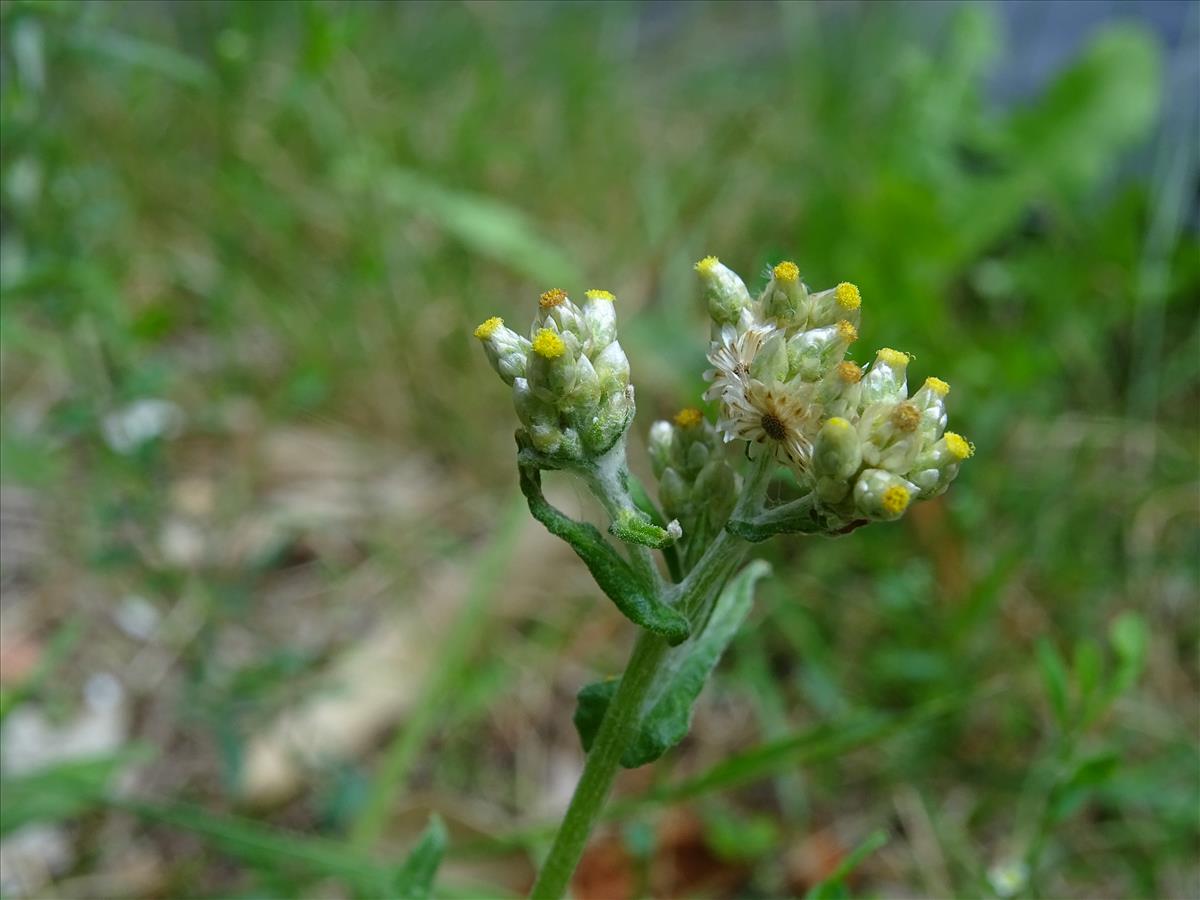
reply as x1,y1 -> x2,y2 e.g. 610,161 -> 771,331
1,1 -> 1197,897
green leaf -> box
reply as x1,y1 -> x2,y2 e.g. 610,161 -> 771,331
1036,638 -> 1070,729
393,815 -> 448,899
726,499 -> 829,542
519,463 -> 689,645
1108,611 -> 1148,697
804,830 -> 888,900
120,799 -> 394,894
574,560 -> 770,767
608,510 -> 677,550
1,751 -> 144,835
336,157 -> 578,285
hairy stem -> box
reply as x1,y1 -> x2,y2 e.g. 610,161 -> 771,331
529,451 -> 775,898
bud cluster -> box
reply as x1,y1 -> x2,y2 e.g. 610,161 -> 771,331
698,257 -> 973,526
647,408 -> 739,566
474,289 -> 635,461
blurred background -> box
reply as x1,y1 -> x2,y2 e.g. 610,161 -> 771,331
1,1 -> 1197,897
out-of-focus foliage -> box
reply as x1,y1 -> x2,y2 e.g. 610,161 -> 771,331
0,1 -> 1196,897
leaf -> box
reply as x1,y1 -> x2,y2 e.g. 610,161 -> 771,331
574,560 -> 770,767
120,799 -> 393,894
608,510 -> 677,549
519,463 -> 689,645
336,156 -> 578,285
1050,752 -> 1120,824
1036,638 -> 1070,729
804,830 -> 888,900
1108,611 -> 1149,697
1,751 -> 144,835
726,498 -> 828,542
393,815 -> 448,899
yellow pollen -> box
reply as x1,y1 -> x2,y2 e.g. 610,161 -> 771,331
877,347 -> 910,367
695,255 -> 719,274
773,261 -> 800,283
837,319 -> 858,343
584,289 -> 615,301
944,431 -> 974,459
473,316 -> 503,340
924,376 -> 950,396
882,485 -> 910,515
539,288 -> 568,309
673,407 -> 703,428
836,361 -> 863,384
891,402 -> 920,432
835,282 -> 862,310
531,328 -> 566,359
826,417 -> 851,430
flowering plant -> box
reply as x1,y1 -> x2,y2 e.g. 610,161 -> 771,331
474,257 -> 973,897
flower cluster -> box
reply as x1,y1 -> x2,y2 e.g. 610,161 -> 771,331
697,257 -> 973,526
647,408 -> 739,567
474,289 -> 634,461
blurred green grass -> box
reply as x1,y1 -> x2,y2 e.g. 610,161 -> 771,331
1,1 -> 1197,897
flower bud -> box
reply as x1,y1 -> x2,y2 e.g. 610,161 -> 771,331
908,431 -> 973,499
807,281 -> 862,329
695,256 -> 752,326
859,348 -> 911,406
648,420 -> 674,479
534,287 -> 586,335
760,261 -> 808,325
910,376 -> 949,443
592,340 -> 630,394
581,289 -> 618,351
816,360 -> 864,420
813,417 -> 862,481
564,353 -> 602,412
512,377 -> 555,429
581,386 -> 635,455
853,468 -> 917,521
786,320 -> 857,381
858,399 -> 923,473
749,333 -> 789,383
474,317 -> 530,385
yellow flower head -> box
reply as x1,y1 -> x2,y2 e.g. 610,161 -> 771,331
531,328 -> 566,359
473,316 -> 503,340
584,289 -> 615,301
539,288 -> 568,309
882,484 -> 911,516
835,282 -> 862,310
673,407 -> 703,428
891,401 -> 921,432
944,431 -> 975,460
924,376 -> 950,396
694,255 -> 719,274
836,361 -> 863,384
773,261 -> 800,283
837,319 -> 858,343
877,347 -> 910,367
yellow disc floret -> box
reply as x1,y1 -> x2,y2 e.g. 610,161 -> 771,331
695,255 -> 719,274
773,261 -> 800,283
837,319 -> 859,343
877,347 -> 910,367
835,282 -> 862,310
825,416 -> 852,431
836,361 -> 863,383
924,376 -> 950,396
673,407 -> 703,428
474,316 -> 503,340
944,431 -> 974,460
882,485 -> 911,516
584,289 -> 615,301
891,402 -> 921,432
539,288 -> 568,308
531,328 -> 566,359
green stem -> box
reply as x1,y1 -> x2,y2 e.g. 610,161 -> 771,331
529,451 -> 774,898
528,630 -> 669,899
